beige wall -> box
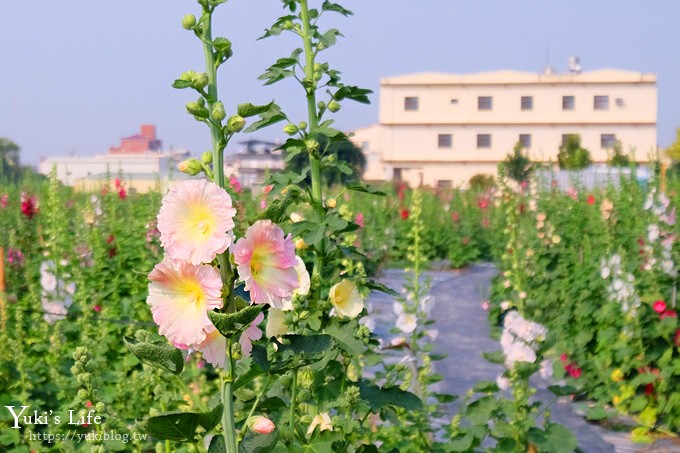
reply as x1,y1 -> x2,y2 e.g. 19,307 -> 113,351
353,70 -> 658,187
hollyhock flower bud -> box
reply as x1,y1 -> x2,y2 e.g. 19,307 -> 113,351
283,124 -> 299,135
0,193 -> 8,208
326,198 -> 337,208
192,72 -> 209,90
211,102 -> 227,122
327,100 -> 341,112
355,213 -> 364,228
182,14 -> 197,30
295,238 -> 308,250
177,158 -> 203,176
186,101 -> 209,118
250,416 -> 275,434
201,151 -> 213,164
226,114 -> 245,132
305,138 -> 320,153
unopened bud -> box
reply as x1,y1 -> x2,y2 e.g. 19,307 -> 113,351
201,151 -> 213,164
327,154 -> 337,163
295,238 -> 308,250
282,20 -> 294,30
305,139 -> 319,153
192,73 -> 209,90
298,121 -> 307,130
186,101 -> 209,118
250,416 -> 276,434
326,198 -> 337,208
317,101 -> 326,110
178,158 -> 203,176
283,124 -> 299,135
212,102 -> 227,122
77,389 -> 88,400
182,14 -> 197,30
327,100 -> 341,112
226,115 -> 246,132
180,70 -> 197,82
231,342 -> 243,361
95,402 -> 105,413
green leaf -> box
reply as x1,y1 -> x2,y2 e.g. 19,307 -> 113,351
318,29 -> 343,48
544,423 -> 578,453
172,79 -> 192,89
123,337 -> 184,375
239,428 -> 279,453
322,1 -> 353,16
585,405 -> 609,421
365,280 -> 398,296
324,318 -> 365,355
244,113 -> 287,133
198,403 -> 224,432
358,380 -> 423,411
252,335 -> 334,373
345,181 -> 386,196
208,435 -> 226,453
496,438 -> 517,452
302,431 -> 342,452
336,162 -> 353,175
465,396 -> 498,425
208,305 -> 264,339
482,351 -> 505,365
238,101 -> 276,118
333,85 -> 372,104
472,380 -> 499,393
448,434 -> 474,451
144,412 -> 200,441
547,385 -> 577,397
629,395 -> 648,412
302,224 -> 325,246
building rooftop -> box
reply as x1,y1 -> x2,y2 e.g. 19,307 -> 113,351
381,69 -> 656,86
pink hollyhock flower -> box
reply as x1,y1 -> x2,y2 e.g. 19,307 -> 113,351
560,353 -> 568,363
147,256 -> 223,345
7,248 -> 24,265
355,213 -> 364,228
233,220 -> 298,308
477,197 -> 489,210
0,193 -> 8,208
451,212 -> 460,223
229,176 -> 242,194
21,193 -> 38,218
93,305 -> 101,312
114,178 -> 122,189
240,312 -> 264,356
251,416 -> 276,434
260,199 -> 266,210
264,185 -> 274,194
653,300 -> 667,313
566,363 -> 582,378
661,309 -> 677,320
645,383 -> 655,395
566,187 -> 578,200
194,328 -> 226,367
118,187 -> 127,200
158,179 -> 237,265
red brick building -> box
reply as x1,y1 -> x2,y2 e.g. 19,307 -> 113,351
109,125 -> 162,154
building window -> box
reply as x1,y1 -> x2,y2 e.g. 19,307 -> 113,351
562,95 -> 575,110
478,96 -> 493,111
519,134 -> 532,149
477,134 -> 492,148
594,95 -> 609,110
437,180 -> 452,189
601,134 -> 617,148
438,134 -> 452,148
404,97 -> 419,111
616,98 -> 625,107
450,98 -> 459,105
521,96 -> 533,110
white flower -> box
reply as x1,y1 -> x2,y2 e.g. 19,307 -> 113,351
40,261 -> 58,292
539,360 -> 553,379
307,412 -> 333,436
500,301 -> 512,311
426,329 -> 439,340
293,256 -> 310,297
648,224 -> 660,243
329,280 -> 364,319
496,375 -> 510,390
600,265 -> 610,280
644,195 -> 654,211
420,295 -> 435,315
266,308 -> 290,338
504,341 -> 537,367
396,313 -> 417,333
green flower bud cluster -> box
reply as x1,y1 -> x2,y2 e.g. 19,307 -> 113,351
201,151 -> 213,164
305,138 -> 320,154
357,325 -> 371,344
226,115 -> 245,132
212,102 -> 227,122
327,100 -> 341,113
178,158 -> 203,176
134,329 -> 149,343
186,98 -> 210,119
283,123 -> 299,136
299,367 -> 314,390
231,342 -> 243,361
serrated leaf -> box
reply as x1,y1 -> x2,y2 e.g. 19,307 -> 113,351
252,335 -> 334,373
585,405 -> 609,421
358,380 -> 423,411
238,101 -> 276,118
324,318 -> 365,355
334,85 -> 372,104
465,395 -> 499,425
322,1 -> 353,16
544,423 -> 577,453
144,412 -> 200,441
208,305 -> 264,339
124,337 -> 184,375
365,280 -> 397,296
244,114 -> 287,133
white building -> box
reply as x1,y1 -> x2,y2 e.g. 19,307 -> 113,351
352,68 -> 658,187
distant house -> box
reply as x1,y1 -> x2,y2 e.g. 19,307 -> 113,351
39,125 -> 189,191
224,140 -> 284,187
352,67 -> 658,188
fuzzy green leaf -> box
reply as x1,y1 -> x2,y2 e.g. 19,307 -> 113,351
238,101 -> 276,118
144,412 -> 200,441
123,337 -> 184,375
239,428 -> 279,453
358,381 -> 423,411
208,305 -> 264,339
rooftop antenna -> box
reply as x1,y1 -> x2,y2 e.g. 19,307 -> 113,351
568,55 -> 582,74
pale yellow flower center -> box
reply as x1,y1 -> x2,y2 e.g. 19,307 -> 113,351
177,280 -> 205,307
185,206 -> 216,240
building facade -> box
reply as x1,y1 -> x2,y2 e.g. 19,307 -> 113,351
352,69 -> 657,187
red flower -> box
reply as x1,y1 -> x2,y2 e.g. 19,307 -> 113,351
20,193 -> 38,218
567,364 -> 582,378
645,383 -> 655,395
560,353 -> 568,363
674,329 -> 680,346
400,209 -> 409,220
93,305 -> 101,313
637,237 -> 645,246
653,300 -> 667,314
660,309 -> 677,320
397,183 -> 407,201
264,184 -> 273,194
107,235 -> 115,244
478,197 -> 489,210
118,187 -> 127,200
452,212 -> 460,223
86,401 -> 93,408
587,195 -> 595,205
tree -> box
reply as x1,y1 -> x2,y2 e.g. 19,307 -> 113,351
0,138 -> 21,181
503,141 -> 533,183
286,133 -> 366,186
608,140 -> 630,167
557,134 -> 592,170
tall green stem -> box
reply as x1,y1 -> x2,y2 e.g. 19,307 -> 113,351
201,10 -> 225,188
222,338 -> 238,452
289,370 -> 298,442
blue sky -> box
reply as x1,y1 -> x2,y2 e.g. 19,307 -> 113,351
1,0 -> 679,165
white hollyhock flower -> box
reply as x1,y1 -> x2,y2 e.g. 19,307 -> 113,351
396,313 -> 417,333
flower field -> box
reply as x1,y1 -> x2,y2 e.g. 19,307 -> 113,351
2,0 -> 679,451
